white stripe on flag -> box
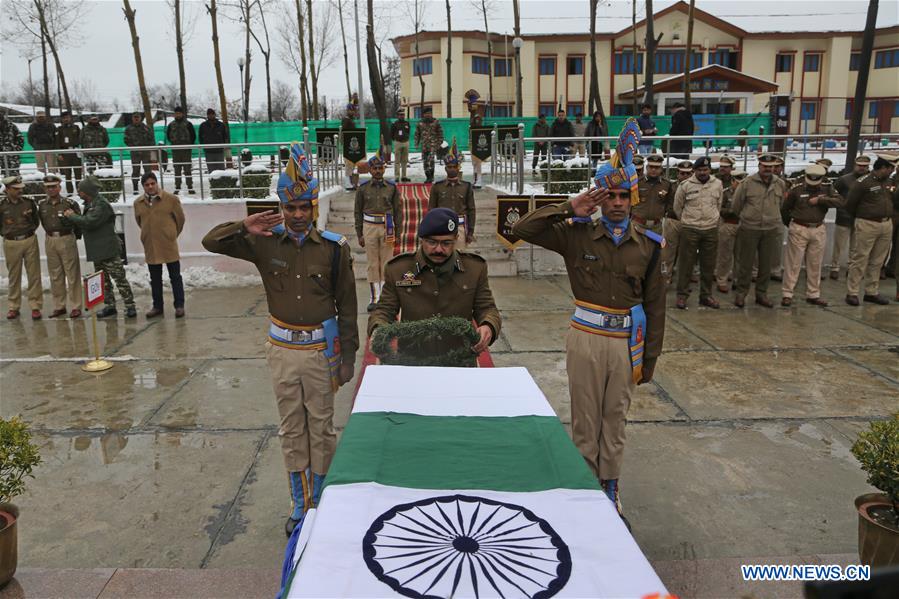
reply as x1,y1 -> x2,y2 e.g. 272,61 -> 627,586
352,366 -> 558,417
289,482 -> 667,598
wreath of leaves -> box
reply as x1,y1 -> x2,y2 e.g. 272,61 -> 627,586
371,316 -> 480,367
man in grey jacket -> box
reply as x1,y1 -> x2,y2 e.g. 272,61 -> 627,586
673,156 -> 723,309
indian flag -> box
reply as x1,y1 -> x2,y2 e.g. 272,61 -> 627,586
283,366 -> 667,598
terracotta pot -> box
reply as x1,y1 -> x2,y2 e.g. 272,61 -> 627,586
0,503 -> 19,589
855,493 -> 899,567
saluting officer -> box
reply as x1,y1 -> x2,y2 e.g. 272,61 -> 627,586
355,152 -> 402,311
38,173 -> 83,318
368,207 -> 501,363
844,154 -> 897,305
428,142 -> 475,250
513,120 -> 665,524
202,144 -> 358,537
1,175 -> 43,320
633,154 -> 671,235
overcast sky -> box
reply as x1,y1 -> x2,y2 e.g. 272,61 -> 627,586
0,0 -> 895,115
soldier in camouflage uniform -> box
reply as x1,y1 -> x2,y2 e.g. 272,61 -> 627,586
56,111 -> 82,194
413,106 -> 444,183
124,112 -> 156,194
0,109 -> 24,176
165,107 -> 196,194
63,176 -> 137,318
80,115 -> 111,171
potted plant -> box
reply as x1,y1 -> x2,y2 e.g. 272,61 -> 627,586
0,416 -> 42,588
851,413 -> 899,567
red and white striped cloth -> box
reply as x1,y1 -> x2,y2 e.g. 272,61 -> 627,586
394,183 -> 432,255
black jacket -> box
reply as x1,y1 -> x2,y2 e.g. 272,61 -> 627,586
669,109 -> 694,136
390,119 -> 410,143
550,118 -> 574,139
198,119 -> 230,145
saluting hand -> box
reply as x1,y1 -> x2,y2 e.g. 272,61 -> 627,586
242,210 -> 283,236
570,186 -> 607,218
472,324 -> 492,354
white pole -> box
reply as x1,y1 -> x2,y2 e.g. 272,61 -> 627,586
354,0 -> 365,123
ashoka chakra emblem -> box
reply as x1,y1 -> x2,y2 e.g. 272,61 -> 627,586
362,494 -> 571,598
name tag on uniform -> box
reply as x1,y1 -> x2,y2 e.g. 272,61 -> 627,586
395,271 -> 422,287
659,190 -> 668,197
870,186 -> 881,192
800,194 -> 809,198
270,258 -> 288,268
582,253 -> 598,261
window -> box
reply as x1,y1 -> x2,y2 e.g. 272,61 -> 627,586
868,101 -> 879,119
538,103 -> 556,117
538,57 -> 556,75
567,56 -> 584,75
494,58 -> 511,77
472,56 -> 490,75
845,99 -> 853,119
566,103 -> 584,117
491,105 -> 511,117
709,49 -> 738,69
654,50 -> 702,74
803,54 -> 820,72
800,102 -> 817,120
613,52 -> 643,74
894,101 -> 899,117
775,53 -> 793,73
413,56 -> 432,76
413,106 -> 423,119
874,49 -> 899,69
849,53 -> 861,71
612,104 -> 631,117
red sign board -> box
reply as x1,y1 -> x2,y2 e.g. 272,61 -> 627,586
83,271 -> 105,310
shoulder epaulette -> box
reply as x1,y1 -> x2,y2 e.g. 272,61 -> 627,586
641,228 -> 666,247
386,251 -> 415,264
457,250 -> 486,263
858,174 -> 871,182
358,180 -> 370,188
320,230 -> 347,246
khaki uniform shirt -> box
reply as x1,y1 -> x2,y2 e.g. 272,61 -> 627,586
39,196 -> 81,234
634,176 -> 671,222
353,179 -> 402,238
846,173 -> 895,221
134,191 -> 186,265
720,186 -> 739,219
673,175 -> 724,230
428,179 -> 476,233
731,173 -> 784,230
511,201 -> 666,362
783,184 -> 843,225
202,222 -> 359,361
0,197 -> 40,238
368,248 -> 502,349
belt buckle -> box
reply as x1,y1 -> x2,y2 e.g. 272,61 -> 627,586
291,330 -> 312,343
606,314 -> 624,329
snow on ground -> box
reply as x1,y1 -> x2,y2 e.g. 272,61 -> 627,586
0,264 -> 261,291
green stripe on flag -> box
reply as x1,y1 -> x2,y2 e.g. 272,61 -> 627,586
326,412 -> 600,492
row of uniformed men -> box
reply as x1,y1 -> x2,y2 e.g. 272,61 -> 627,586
202,138 -> 662,535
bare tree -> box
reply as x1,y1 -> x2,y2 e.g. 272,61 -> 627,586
132,83 -> 181,111
306,0 -> 319,119
683,0 -> 695,108
332,0 -> 353,102
310,3 -> 339,99
845,0 -> 879,171
445,0 -> 453,118
249,0 -> 274,122
266,80 -> 300,121
275,3 -> 309,122
366,0 -> 388,150
643,0 -> 662,108
122,0 -> 153,125
295,0 -> 310,123
405,0 -> 427,113
383,56 -> 402,115
206,0 -> 230,127
167,0 -> 198,111
472,0 -> 496,115
587,0 -> 607,132
70,79 -> 103,113
631,0 -> 638,115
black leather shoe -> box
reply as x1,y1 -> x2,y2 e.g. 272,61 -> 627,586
863,294 -> 890,305
845,294 -> 860,306
96,306 -> 118,319
125,306 -> 138,318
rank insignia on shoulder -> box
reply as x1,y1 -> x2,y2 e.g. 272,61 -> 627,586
582,253 -> 598,261
642,229 -> 666,248
395,271 -> 422,287
320,230 -> 347,246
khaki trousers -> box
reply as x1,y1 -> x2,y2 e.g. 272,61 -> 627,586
715,221 -> 739,287
393,141 -> 409,179
566,327 -> 634,481
661,218 -> 682,283
4,236 -> 43,311
847,219 -> 892,296
676,225 -> 718,299
35,151 -> 57,172
735,227 -> 780,297
454,223 -> 469,251
362,221 -> 394,284
344,158 -> 355,178
782,222 -> 826,299
829,224 -> 854,274
45,234 -> 83,310
264,341 -> 337,474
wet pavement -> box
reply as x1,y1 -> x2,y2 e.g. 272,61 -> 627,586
1,273 -> 897,595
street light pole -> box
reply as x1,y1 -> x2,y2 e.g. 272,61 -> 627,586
512,37 -> 523,118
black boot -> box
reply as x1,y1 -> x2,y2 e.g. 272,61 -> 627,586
96,306 -> 118,319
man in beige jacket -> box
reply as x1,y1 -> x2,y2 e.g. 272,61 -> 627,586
673,157 -> 723,309
134,172 -> 186,318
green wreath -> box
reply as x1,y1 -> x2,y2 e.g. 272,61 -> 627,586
371,316 -> 480,367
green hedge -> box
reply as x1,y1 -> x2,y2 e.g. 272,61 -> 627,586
209,171 -> 272,199
537,160 -> 591,194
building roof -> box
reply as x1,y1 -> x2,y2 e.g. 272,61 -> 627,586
618,64 -> 779,99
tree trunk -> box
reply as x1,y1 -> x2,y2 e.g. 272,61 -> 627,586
175,0 -> 188,111
480,0 -> 493,116
631,0 -> 638,116
40,24 -> 50,114
248,1 -> 274,122
295,0 -> 310,124
35,0 -> 71,114
413,1 -> 425,113
366,0 -> 388,151
337,0 -> 352,102
683,0 -> 695,108
445,0 -> 452,118
513,0 -> 522,117
587,0 -> 607,133
844,0 -> 879,173
122,0 -> 154,127
306,0 -> 319,119
207,0 -> 230,128
643,0 -> 661,108
242,0 -> 252,124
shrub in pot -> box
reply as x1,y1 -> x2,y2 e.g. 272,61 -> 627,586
209,166 -> 272,199
851,413 -> 899,567
537,157 -> 591,195
94,168 -> 126,202
1,416 -> 42,588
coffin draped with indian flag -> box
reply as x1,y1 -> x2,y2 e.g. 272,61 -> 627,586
280,365 -> 667,598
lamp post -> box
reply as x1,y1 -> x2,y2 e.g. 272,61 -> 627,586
237,56 -> 248,143
512,37 -> 523,118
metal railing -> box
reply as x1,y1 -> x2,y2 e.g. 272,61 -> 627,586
491,131 -> 899,194
0,127 -> 342,202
